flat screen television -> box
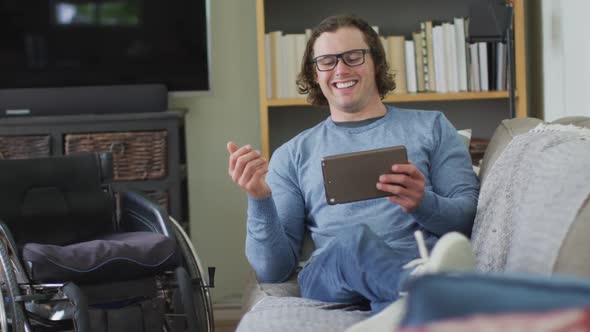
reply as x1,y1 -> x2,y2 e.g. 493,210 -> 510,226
0,0 -> 210,116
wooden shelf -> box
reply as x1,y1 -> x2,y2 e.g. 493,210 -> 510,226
267,91 -> 510,107
384,91 -> 510,102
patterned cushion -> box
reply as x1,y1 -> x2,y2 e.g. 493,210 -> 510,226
398,307 -> 590,332
400,273 -> 590,327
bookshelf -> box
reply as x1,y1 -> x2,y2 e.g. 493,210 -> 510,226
256,0 -> 528,158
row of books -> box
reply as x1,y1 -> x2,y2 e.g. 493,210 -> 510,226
265,18 -> 509,99
264,30 -> 311,99
383,18 -> 508,95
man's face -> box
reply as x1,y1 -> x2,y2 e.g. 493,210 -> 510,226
313,27 -> 379,114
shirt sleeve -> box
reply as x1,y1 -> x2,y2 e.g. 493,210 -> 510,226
410,113 -> 480,236
245,145 -> 306,283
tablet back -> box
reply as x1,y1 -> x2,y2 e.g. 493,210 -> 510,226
321,145 -> 407,205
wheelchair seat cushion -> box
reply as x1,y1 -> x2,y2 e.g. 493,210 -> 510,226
22,232 -> 178,284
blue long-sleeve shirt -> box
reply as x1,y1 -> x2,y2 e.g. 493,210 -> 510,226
246,106 -> 480,282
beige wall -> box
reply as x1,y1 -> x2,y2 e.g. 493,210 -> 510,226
169,0 -> 259,304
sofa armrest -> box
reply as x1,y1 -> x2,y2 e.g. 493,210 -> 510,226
479,118 -> 542,183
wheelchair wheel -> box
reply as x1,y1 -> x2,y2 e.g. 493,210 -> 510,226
169,217 -> 214,332
0,241 -> 25,332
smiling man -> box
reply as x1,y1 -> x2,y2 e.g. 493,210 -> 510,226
227,15 -> 479,313
312,32 -> 383,119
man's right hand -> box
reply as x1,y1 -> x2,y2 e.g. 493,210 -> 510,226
227,141 -> 271,200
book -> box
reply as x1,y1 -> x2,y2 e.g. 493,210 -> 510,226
387,36 -> 407,94
283,34 -> 298,98
304,28 -> 312,43
380,36 -> 389,61
404,40 -> 417,93
265,34 -> 272,99
420,22 -> 429,91
294,34 -> 307,97
433,25 -> 447,93
268,30 -> 283,98
443,23 -> 458,92
478,42 -> 489,91
424,21 -> 436,92
412,32 -> 425,92
487,42 -> 497,91
468,43 -> 481,92
464,18 -> 472,90
454,17 -> 468,91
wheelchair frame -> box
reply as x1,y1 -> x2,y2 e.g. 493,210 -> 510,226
0,214 -> 215,332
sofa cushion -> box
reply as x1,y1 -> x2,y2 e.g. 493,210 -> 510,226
400,273 -> 590,327
242,270 -> 301,313
237,296 -> 370,332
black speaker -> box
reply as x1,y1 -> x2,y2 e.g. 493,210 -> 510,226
0,84 -> 168,117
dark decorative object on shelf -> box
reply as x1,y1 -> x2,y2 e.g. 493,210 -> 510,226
469,0 -> 516,118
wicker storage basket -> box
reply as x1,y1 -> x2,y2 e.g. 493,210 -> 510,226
65,131 -> 167,180
0,135 -> 51,159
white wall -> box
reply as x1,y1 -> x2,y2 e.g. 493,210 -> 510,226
169,0 -> 259,305
542,0 -> 590,120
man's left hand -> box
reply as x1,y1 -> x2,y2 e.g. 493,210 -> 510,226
376,161 -> 425,213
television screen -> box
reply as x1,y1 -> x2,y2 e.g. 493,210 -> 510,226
0,0 -> 210,92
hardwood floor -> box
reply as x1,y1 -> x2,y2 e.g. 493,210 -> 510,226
214,304 -> 242,332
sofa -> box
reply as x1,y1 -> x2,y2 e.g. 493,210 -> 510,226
236,116 -> 590,332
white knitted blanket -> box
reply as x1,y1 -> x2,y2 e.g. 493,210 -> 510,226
472,123 -> 590,274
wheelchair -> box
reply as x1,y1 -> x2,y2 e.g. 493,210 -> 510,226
0,152 -> 214,331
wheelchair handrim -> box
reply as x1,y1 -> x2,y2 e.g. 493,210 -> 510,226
0,280 -> 7,332
169,217 -> 209,285
168,216 -> 215,332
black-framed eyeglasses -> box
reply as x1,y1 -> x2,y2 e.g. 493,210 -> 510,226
312,49 -> 371,72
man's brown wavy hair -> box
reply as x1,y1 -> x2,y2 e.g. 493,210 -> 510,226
296,15 -> 395,106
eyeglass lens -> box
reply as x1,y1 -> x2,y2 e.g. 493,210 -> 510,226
314,49 -> 367,71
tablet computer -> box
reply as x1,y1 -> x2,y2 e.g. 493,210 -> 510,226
321,145 -> 408,205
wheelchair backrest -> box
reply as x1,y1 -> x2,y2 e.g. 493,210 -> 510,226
0,152 -> 116,247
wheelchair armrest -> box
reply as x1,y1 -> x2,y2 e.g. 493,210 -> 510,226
118,191 -> 174,238
0,220 -> 30,283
